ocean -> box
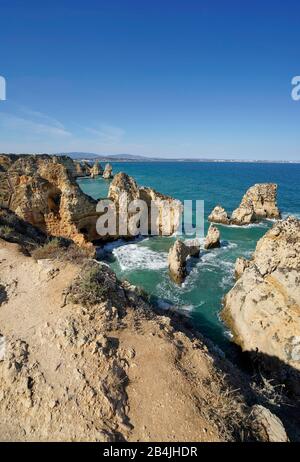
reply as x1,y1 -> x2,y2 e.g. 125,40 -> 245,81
77,162 -> 300,351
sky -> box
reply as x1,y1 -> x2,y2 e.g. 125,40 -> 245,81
0,0 -> 300,160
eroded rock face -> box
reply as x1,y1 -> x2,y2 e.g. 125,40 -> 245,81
0,155 -> 99,253
231,183 -> 281,225
103,163 -> 113,179
90,161 -> 103,178
209,184 -> 281,226
204,224 -> 221,249
108,172 -> 183,237
208,206 -> 230,225
168,239 -> 200,284
234,257 -> 251,280
222,217 -> 300,386
249,405 -> 289,442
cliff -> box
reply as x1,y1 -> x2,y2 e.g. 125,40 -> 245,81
222,217 -> 300,393
0,237 -> 291,441
0,155 -> 99,253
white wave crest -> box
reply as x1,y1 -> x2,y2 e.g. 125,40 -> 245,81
113,244 -> 168,271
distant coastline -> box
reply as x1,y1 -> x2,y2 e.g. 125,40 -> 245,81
1,152 -> 299,164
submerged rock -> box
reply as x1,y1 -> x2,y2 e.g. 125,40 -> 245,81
204,224 -> 221,249
103,163 -> 113,179
168,239 -> 200,284
222,217 -> 300,390
208,205 -> 230,225
249,405 -> 289,442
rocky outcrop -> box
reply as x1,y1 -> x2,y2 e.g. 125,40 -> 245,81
204,224 -> 221,249
108,172 -> 183,237
208,205 -> 230,225
209,184 -> 281,226
168,239 -> 200,284
231,183 -> 281,225
249,405 -> 289,442
90,161 -> 103,178
0,155 -> 99,253
234,257 -> 251,279
222,217 -> 300,388
103,163 -> 113,179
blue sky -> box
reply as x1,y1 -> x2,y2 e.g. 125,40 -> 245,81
0,0 -> 300,160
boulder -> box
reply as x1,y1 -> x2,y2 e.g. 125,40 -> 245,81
168,239 -> 200,284
103,163 -> 113,179
249,405 -> 289,442
204,224 -> 220,249
208,205 -> 230,225
222,217 -> 300,385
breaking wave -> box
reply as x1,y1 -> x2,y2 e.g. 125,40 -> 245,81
112,244 -> 168,271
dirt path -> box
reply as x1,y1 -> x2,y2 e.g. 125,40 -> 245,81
0,239 -> 242,441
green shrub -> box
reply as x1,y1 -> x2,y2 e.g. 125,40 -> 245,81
31,238 -> 62,260
69,265 -> 108,306
0,225 -> 14,238
32,239 -> 90,263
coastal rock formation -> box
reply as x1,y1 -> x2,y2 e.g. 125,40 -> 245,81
234,257 -> 251,279
0,154 -> 99,253
90,161 -> 103,178
204,224 -> 221,249
208,206 -> 230,225
222,217 -> 300,386
108,173 -> 183,237
168,239 -> 200,284
103,163 -> 113,179
108,172 -> 140,204
209,184 -> 281,226
231,183 -> 281,225
249,405 -> 289,442
0,238 -> 261,442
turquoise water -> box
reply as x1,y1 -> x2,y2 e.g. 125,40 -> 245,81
78,162 -> 300,351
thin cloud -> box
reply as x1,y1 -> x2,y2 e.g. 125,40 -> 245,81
0,106 -> 71,138
86,123 -> 125,144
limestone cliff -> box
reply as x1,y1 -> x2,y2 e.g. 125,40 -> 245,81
222,217 -> 300,390
0,155 -> 99,253
108,172 -> 183,237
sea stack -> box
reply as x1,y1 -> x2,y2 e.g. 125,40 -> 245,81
209,183 -> 281,226
208,205 -> 230,225
103,163 -> 113,179
231,183 -> 281,225
168,239 -> 200,284
204,224 -> 221,249
108,172 -> 183,237
90,161 -> 103,178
